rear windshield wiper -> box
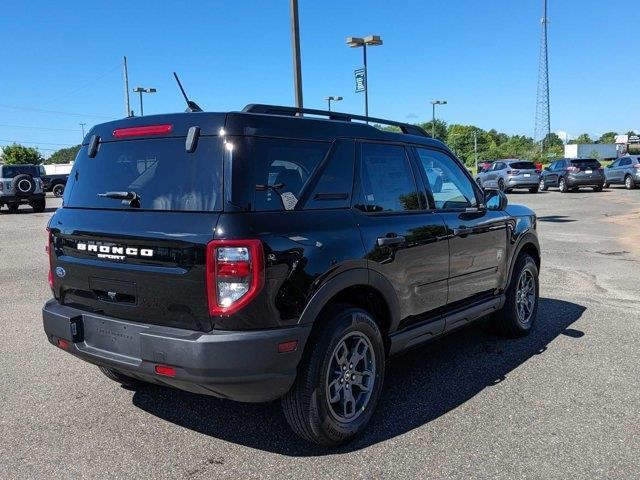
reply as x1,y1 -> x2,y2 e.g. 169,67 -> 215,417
98,191 -> 140,208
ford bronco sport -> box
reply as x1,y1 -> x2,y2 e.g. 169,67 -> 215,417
0,164 -> 46,213
43,105 -> 540,446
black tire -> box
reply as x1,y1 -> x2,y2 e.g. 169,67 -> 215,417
592,185 -> 603,192
31,198 -> 46,213
625,175 -> 636,190
498,178 -> 506,191
11,174 -> 36,197
538,178 -> 547,191
558,177 -> 568,193
603,182 -> 610,189
98,366 -> 142,389
52,183 -> 65,197
282,305 -> 385,446
529,186 -> 539,193
7,203 -> 19,213
493,254 -> 539,337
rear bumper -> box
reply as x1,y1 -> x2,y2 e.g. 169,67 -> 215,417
42,299 -> 311,402
566,175 -> 604,187
0,192 -> 45,203
507,177 -> 539,188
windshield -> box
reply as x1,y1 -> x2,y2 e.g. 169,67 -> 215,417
64,137 -> 223,211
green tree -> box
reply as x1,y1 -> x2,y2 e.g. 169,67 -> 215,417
598,131 -> 617,144
574,133 -> 593,144
417,119 -> 448,141
47,145 -> 81,164
0,143 -> 43,165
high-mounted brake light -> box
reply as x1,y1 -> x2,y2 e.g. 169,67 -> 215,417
206,240 -> 265,316
112,124 -> 173,138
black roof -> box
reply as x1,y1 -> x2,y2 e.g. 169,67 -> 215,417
83,104 -> 448,151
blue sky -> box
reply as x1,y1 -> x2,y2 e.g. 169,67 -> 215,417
0,0 -> 637,155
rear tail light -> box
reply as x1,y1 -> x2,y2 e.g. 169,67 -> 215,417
510,169 -> 520,175
154,365 -> 176,377
57,339 -> 69,350
46,228 -> 53,289
567,166 -> 580,173
206,240 -> 265,316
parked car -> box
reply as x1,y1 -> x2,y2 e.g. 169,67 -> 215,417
539,158 -> 604,193
476,159 -> 540,193
476,160 -> 495,174
40,163 -> 72,197
604,155 -> 640,190
0,164 -> 46,213
42,104 -> 541,446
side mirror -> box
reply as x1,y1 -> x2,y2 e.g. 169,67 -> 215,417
484,189 -> 508,211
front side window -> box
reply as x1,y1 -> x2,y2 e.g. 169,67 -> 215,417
415,148 -> 478,210
355,143 -> 420,212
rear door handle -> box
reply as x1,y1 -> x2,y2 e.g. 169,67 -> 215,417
377,235 -> 406,247
453,227 -> 473,237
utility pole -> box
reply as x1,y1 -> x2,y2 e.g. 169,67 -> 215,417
534,0 -> 551,152
474,131 -> 478,164
79,123 -> 86,139
290,0 -> 303,110
123,56 -> 131,117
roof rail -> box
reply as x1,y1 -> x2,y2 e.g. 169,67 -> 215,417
242,104 -> 429,138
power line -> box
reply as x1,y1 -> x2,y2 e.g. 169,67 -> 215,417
0,139 -> 75,146
0,103 -> 113,119
45,64 -> 121,105
0,123 -> 81,132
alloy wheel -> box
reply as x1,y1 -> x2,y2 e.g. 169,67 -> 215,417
515,269 -> 536,324
325,332 -> 376,423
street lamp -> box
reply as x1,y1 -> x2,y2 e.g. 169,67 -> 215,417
430,100 -> 447,138
346,35 -> 383,119
133,87 -> 157,116
324,96 -> 343,111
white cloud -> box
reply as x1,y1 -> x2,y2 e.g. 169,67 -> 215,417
556,131 -> 572,143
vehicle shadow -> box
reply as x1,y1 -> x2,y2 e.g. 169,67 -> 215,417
538,215 -> 576,223
131,297 -> 585,456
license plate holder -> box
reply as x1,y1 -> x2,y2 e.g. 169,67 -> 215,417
585,169 -> 593,174
524,173 -> 531,177
83,315 -> 143,358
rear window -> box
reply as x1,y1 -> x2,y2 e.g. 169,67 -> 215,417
64,137 -> 223,211
1,165 -> 39,178
510,161 -> 536,170
571,159 -> 601,169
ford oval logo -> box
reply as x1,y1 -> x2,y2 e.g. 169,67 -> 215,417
55,267 -> 66,278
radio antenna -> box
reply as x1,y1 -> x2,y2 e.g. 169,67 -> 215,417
173,72 -> 203,112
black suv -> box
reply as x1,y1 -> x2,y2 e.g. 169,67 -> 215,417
42,105 -> 541,445
0,164 -> 46,213
539,158 -> 604,192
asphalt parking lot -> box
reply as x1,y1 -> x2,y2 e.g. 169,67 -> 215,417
1,189 -> 639,479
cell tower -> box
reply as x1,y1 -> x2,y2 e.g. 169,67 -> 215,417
534,0 -> 550,151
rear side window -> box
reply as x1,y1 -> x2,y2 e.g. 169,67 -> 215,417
304,140 -> 355,210
355,143 -> 419,212
64,137 -> 223,211
229,137 -> 330,212
619,158 -> 631,166
571,159 -> 601,169
510,161 -> 536,170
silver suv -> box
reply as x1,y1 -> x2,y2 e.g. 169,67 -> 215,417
604,155 -> 640,190
0,164 -> 46,213
476,159 -> 540,193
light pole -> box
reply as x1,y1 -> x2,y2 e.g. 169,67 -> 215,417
133,87 -> 157,116
430,100 -> 447,138
324,96 -> 343,111
290,0 -> 303,109
347,35 -> 383,119
79,123 -> 86,140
